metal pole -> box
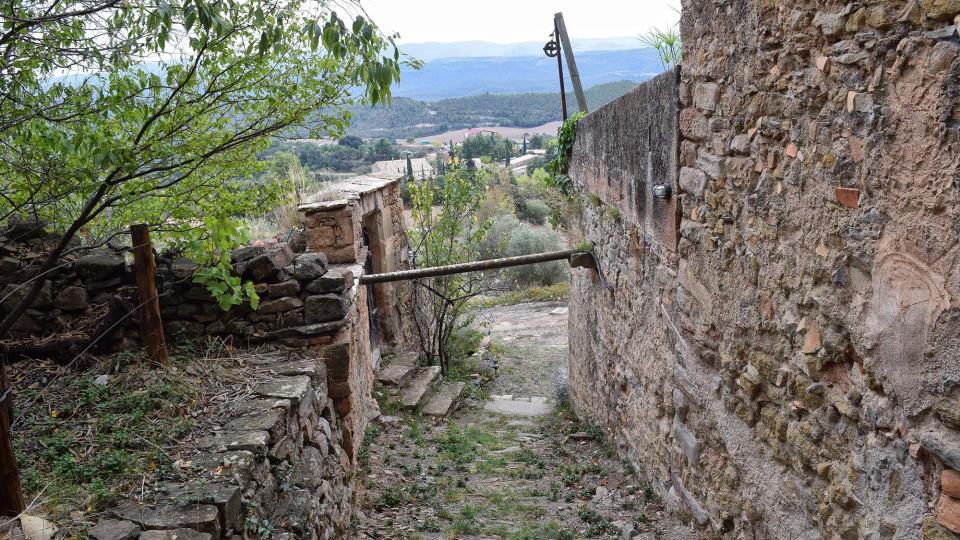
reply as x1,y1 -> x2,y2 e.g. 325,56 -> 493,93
359,249 -> 585,285
555,22 -> 568,121
555,12 -> 588,114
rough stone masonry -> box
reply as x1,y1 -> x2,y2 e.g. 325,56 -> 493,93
568,0 -> 960,538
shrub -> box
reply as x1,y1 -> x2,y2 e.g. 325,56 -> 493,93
517,198 -> 550,225
477,214 -> 520,260
504,224 -> 568,287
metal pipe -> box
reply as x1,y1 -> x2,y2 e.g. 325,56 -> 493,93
359,249 -> 585,285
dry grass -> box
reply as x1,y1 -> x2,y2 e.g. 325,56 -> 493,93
10,342 -> 300,535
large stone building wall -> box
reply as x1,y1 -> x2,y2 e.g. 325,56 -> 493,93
568,1 -> 960,537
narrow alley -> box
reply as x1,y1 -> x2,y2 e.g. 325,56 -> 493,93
355,301 -> 696,539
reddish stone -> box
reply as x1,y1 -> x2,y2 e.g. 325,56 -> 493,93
943,468 -> 960,498
680,107 -> 709,142
938,494 -> 960,534
785,143 -> 798,158
835,187 -> 860,208
848,135 -> 865,163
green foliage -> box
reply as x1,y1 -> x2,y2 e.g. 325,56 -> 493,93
17,367 -> 195,524
473,283 -> 570,308
181,217 -> 259,310
0,0 -> 411,322
545,112 -> 586,182
638,11 -> 683,70
503,225 -> 568,287
407,165 -> 490,371
516,199 -> 550,225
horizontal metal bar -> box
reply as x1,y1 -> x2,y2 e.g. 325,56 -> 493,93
359,249 -> 585,285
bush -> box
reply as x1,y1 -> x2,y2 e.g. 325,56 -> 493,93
504,224 -> 568,287
517,198 -> 549,225
477,214 -> 519,260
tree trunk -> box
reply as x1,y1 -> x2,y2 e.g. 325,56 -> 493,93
130,224 -> 167,364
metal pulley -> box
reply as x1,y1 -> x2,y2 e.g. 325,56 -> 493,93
543,37 -> 560,58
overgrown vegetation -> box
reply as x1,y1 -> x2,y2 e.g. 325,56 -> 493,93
407,165 -> 491,372
638,8 -> 683,70
0,0 -> 412,336
13,353 -> 200,529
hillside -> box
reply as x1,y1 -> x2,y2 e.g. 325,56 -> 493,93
391,48 -> 663,100
347,80 -> 639,139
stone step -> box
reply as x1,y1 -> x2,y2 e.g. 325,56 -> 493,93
376,362 -> 416,387
401,366 -> 442,409
422,382 -> 467,417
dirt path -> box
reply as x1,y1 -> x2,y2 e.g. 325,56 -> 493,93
355,301 -> 696,539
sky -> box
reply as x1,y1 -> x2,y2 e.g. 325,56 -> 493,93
357,0 -> 682,44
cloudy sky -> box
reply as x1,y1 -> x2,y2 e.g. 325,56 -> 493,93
358,0 -> 682,44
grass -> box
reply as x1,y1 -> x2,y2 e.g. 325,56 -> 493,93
14,354 -> 199,527
474,282 -> 570,308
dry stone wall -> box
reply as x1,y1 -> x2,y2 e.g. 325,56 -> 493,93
90,352 -> 353,540
568,0 -> 960,538
0,176 -> 413,539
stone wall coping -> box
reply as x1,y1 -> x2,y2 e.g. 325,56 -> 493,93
298,175 -> 400,215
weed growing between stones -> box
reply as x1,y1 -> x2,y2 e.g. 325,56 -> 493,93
13,351 -> 199,527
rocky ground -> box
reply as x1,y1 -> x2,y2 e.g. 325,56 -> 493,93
355,301 -> 697,539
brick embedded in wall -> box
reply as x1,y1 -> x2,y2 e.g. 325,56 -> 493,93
568,0 -> 960,537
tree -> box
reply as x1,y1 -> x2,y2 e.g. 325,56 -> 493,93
522,134 -> 528,155
369,138 -> 399,161
405,153 -> 414,180
338,135 -> 364,149
0,0 -> 409,515
406,165 -> 490,372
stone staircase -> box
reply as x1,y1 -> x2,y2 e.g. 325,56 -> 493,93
375,351 -> 465,418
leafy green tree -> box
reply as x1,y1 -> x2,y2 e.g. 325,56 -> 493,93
406,165 -> 490,372
0,0 -> 411,341
338,135 -> 364,149
369,137 -> 399,161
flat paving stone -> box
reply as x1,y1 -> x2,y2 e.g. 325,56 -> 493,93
483,396 -> 553,417
401,366 -> 441,409
255,375 -> 311,402
422,382 -> 466,417
196,430 -> 269,456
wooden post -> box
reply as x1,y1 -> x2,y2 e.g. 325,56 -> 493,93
0,355 -> 24,517
130,224 -> 168,363
555,12 -> 588,114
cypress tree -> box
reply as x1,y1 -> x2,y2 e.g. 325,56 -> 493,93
406,153 -> 413,180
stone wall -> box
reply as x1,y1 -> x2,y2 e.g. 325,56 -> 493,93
0,175 -> 413,538
88,352 -> 352,540
568,1 -> 960,537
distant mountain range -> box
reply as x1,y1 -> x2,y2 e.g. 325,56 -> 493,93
391,47 -> 664,101
346,80 -> 640,139
398,37 -> 646,62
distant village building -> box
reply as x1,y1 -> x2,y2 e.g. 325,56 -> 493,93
506,153 -> 541,176
371,157 -> 434,179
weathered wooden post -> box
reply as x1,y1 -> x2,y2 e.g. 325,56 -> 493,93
0,357 -> 24,516
554,12 -> 588,114
130,224 -> 168,363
